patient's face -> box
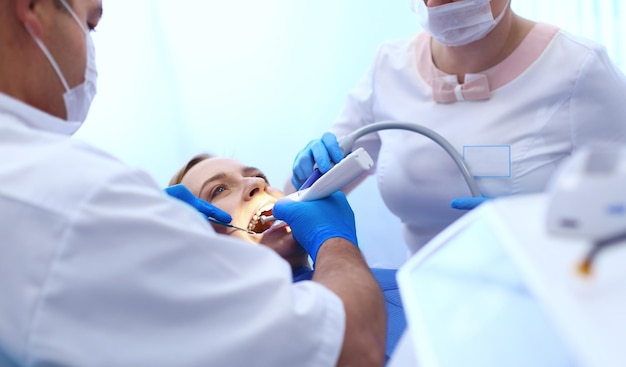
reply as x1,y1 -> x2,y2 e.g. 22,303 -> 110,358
180,157 -> 307,262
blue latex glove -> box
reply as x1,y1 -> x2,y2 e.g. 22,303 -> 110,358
450,197 -> 490,210
164,184 -> 232,223
272,191 -> 358,262
291,132 -> 344,189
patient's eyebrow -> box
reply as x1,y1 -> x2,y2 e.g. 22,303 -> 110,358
242,166 -> 262,175
199,173 -> 227,197
242,166 -> 269,183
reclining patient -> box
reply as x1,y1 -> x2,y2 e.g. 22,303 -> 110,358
170,153 -> 406,361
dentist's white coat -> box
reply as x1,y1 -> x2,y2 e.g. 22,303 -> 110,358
0,93 -> 344,367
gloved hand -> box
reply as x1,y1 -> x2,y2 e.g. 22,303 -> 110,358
450,196 -> 490,210
164,184 -> 232,223
291,132 -> 345,189
272,191 -> 358,262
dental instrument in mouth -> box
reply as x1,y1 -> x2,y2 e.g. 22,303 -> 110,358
261,215 -> 287,232
207,217 -> 257,235
259,147 -> 375,227
260,215 -> 275,224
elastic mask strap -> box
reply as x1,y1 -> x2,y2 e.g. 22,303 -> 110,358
493,0 -> 511,23
58,0 -> 89,34
24,23 -> 71,92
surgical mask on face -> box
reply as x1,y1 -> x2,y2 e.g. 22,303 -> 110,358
25,0 -> 97,123
412,0 -> 510,47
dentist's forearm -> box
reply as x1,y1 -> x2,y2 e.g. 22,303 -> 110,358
313,238 -> 386,367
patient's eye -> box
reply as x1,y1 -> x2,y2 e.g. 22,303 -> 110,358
210,185 -> 228,199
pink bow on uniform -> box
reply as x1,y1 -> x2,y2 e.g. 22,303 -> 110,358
432,74 -> 491,103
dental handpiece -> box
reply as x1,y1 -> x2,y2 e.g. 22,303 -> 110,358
262,147 -> 374,224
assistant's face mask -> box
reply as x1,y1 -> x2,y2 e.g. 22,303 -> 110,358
412,0 -> 510,47
25,0 -> 97,123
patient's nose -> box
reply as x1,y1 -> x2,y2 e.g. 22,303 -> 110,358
244,177 -> 267,200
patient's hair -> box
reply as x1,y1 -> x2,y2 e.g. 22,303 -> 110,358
169,153 -> 214,186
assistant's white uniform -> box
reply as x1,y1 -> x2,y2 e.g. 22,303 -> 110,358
0,93 -> 344,367
332,23 -> 626,253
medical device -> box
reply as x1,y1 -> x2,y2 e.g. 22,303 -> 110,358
261,120 -> 481,227
392,193 -> 626,367
546,143 -> 626,240
394,199 -> 578,367
337,121 -> 482,197
289,147 -> 374,201
390,144 -> 626,367
259,147 -> 374,225
207,217 -> 256,235
545,143 -> 626,275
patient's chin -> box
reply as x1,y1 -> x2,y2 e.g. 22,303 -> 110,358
260,226 -> 306,259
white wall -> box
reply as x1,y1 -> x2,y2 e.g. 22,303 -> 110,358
74,0 -> 626,269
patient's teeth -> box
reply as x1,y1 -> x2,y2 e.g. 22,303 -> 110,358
248,205 -> 275,234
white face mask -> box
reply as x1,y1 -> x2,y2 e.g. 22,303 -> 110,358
412,0 -> 510,47
25,0 -> 97,123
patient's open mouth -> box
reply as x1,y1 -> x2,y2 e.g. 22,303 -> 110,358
248,204 -> 275,233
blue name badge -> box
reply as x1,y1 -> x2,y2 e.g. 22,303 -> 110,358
463,145 -> 511,178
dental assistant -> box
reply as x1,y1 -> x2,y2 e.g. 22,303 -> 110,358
290,0 -> 626,253
0,1 -> 386,366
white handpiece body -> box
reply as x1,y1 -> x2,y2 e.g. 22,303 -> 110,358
262,148 -> 374,227
287,147 -> 374,202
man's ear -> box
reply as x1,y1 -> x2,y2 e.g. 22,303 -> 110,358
16,0 -> 45,37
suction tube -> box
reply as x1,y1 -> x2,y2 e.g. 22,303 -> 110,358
337,121 -> 482,197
